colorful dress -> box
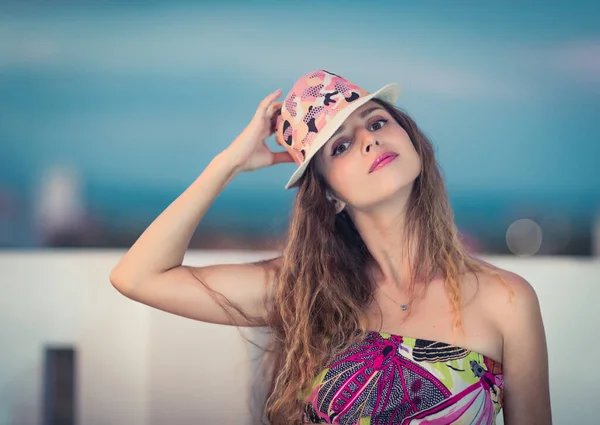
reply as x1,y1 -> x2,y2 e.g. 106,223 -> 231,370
303,331 -> 503,424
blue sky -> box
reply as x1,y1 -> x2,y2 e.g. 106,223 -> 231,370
0,1 -> 598,239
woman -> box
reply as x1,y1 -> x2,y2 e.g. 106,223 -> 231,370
110,70 -> 551,424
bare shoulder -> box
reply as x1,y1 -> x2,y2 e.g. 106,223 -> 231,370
473,262 -> 552,421
474,262 -> 541,318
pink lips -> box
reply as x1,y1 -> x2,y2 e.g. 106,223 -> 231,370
369,152 -> 398,173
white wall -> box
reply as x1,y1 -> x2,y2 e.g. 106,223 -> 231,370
0,251 -> 150,425
0,251 -> 598,425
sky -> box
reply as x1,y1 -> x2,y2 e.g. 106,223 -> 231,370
0,0 -> 598,245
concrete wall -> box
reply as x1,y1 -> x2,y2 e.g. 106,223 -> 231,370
0,251 -> 598,424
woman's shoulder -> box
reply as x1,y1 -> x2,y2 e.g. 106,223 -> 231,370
472,260 -> 551,421
473,260 -> 538,303
472,261 -> 543,345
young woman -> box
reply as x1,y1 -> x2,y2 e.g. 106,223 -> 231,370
110,70 -> 551,424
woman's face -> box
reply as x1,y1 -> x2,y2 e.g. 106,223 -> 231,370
317,100 -> 422,211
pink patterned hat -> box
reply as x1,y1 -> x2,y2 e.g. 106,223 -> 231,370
275,69 -> 400,189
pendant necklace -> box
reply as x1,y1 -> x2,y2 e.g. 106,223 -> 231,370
382,290 -> 410,312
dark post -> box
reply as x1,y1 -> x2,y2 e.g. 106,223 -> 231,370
43,346 -> 76,425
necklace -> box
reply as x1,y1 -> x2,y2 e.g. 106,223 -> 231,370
370,265 -> 411,312
381,289 -> 410,312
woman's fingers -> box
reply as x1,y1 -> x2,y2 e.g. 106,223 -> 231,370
267,101 -> 283,115
261,89 -> 282,108
266,102 -> 283,135
254,89 -> 282,121
271,150 -> 295,164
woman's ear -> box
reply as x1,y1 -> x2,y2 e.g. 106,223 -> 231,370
325,191 -> 346,214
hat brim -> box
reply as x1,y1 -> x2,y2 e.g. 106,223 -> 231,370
284,83 -> 401,190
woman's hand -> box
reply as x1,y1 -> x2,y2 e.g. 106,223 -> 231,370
224,89 -> 294,172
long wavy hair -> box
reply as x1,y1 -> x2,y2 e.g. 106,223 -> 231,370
194,98 -> 510,424
261,98 -> 513,424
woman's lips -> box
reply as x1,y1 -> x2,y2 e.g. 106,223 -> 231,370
369,152 -> 398,173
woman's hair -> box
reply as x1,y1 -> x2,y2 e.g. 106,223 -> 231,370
193,99 -> 511,424
262,99 -> 511,424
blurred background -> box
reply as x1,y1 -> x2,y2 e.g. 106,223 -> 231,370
1,0 -> 599,255
1,1 -> 599,424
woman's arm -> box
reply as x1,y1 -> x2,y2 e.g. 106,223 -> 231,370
109,89 -> 292,326
109,151 -> 280,326
498,270 -> 552,424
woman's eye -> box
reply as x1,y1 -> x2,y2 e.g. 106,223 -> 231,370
332,141 -> 351,156
369,118 -> 388,131
331,119 -> 387,156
